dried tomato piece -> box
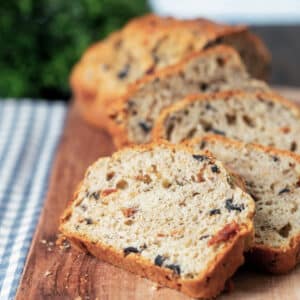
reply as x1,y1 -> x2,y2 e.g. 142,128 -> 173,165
208,222 -> 239,246
121,207 -> 137,218
101,188 -> 118,197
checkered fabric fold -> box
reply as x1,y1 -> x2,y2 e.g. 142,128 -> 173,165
0,100 -> 66,300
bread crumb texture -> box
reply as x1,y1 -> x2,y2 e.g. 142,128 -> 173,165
156,92 -> 300,154
192,136 -> 300,249
61,144 -> 254,280
113,46 -> 268,146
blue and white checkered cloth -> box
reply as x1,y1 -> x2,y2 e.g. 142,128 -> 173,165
0,100 -> 67,300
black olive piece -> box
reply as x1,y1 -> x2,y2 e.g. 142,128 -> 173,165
166,264 -> 181,275
145,65 -> 155,75
209,209 -> 221,216
205,103 -> 216,111
278,188 -> 290,195
290,141 -> 297,152
203,123 -> 212,132
249,193 -> 259,202
124,247 -> 139,256
210,128 -> 226,136
138,121 -> 152,133
199,140 -> 207,150
140,243 -> 147,250
154,255 -> 166,267
85,218 -> 93,225
80,204 -> 87,211
117,64 -> 130,79
199,83 -> 208,91
192,154 -> 208,161
199,235 -> 210,240
211,165 -> 220,173
90,192 -> 99,200
272,156 -> 279,162
225,198 -> 245,212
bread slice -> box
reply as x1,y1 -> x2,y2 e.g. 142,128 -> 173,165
60,142 -> 255,298
71,14 -> 270,128
153,91 -> 300,153
188,135 -> 300,274
108,45 -> 269,148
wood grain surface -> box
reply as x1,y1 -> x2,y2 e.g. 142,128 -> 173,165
16,88 -> 300,300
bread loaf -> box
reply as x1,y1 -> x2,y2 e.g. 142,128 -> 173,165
153,91 -> 300,153
70,14 -> 270,128
108,45 -> 269,148
188,135 -> 300,273
60,142 -> 255,298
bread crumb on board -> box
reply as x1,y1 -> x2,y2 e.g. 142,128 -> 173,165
44,270 -> 52,277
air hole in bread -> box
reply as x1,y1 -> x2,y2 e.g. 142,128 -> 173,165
187,128 -> 197,139
291,141 -> 297,152
216,57 -> 225,67
166,123 -> 175,140
278,223 -> 292,238
225,114 -> 236,125
199,82 -> 208,91
242,115 -> 255,127
106,172 -> 115,181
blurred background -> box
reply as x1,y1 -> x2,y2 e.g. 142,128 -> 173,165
1,0 -> 300,100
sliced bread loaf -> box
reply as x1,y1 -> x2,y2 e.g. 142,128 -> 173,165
60,142 -> 255,298
153,91 -> 300,153
108,45 -> 269,148
188,135 -> 300,273
71,14 -> 270,128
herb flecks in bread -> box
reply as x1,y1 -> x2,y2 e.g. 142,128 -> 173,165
189,135 -> 300,273
108,46 -> 269,147
71,14 -> 270,129
153,91 -> 300,154
60,143 -> 254,298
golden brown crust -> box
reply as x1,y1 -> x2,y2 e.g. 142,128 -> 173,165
70,14 -> 270,129
241,31 -> 271,79
220,30 -> 271,80
247,237 -> 300,274
61,226 -> 250,298
152,90 -> 300,141
187,134 -> 300,274
125,45 -> 245,91
59,141 -> 254,298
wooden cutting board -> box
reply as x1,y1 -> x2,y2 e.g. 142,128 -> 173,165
16,87 -> 300,300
